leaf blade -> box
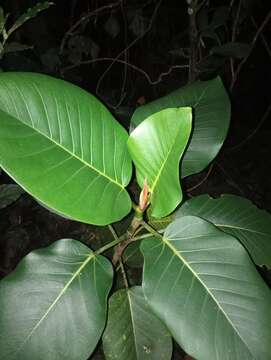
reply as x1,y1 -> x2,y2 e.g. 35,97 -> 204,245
0,239 -> 113,360
0,72 -> 132,225
103,286 -> 172,360
131,77 -> 230,178
175,194 -> 271,267
128,107 -> 192,218
141,216 -> 271,360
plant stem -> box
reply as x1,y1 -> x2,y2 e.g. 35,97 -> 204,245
188,0 -> 199,82
95,236 -> 126,256
140,220 -> 163,239
119,259 -> 129,289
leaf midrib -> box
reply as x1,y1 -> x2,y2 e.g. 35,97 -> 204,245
13,252 -> 96,357
150,122 -> 186,193
2,105 -> 125,190
127,290 -> 139,359
162,236 -> 253,357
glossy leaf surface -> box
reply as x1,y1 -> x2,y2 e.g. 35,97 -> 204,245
0,72 -> 132,225
131,77 -> 230,178
0,239 -> 113,360
128,107 -> 192,218
141,216 -> 271,360
103,286 -> 172,360
176,194 -> 271,267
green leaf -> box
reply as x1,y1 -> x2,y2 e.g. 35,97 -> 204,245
3,42 -> 33,54
128,107 -> 192,218
0,72 -> 132,225
123,241 -> 144,268
0,6 -> 7,33
7,2 -> 54,37
130,77 -> 230,178
175,194 -> 271,268
147,208 -> 173,231
0,238 -> 113,360
0,184 -> 24,209
103,286 -> 172,360
211,42 -> 251,59
141,216 -> 271,360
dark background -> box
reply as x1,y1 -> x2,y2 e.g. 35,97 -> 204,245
0,1 -> 270,358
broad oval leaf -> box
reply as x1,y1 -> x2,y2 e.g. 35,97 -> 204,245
0,238 -> 113,360
141,216 -> 271,360
128,107 -> 192,218
0,72 -> 132,225
103,286 -> 172,360
130,77 -> 230,178
175,194 -> 271,268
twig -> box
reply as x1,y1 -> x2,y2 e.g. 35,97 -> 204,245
230,0 -> 242,84
196,0 -> 208,13
119,259 -> 129,288
230,9 -> 271,90
114,0 -> 128,108
59,1 -> 122,55
188,0 -> 199,82
250,16 -> 271,60
187,163 -> 214,192
226,101 -> 271,153
95,0 -> 163,107
61,57 -> 188,85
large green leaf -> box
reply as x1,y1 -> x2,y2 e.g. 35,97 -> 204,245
130,77 -> 230,178
141,216 -> 271,360
128,107 -> 192,218
103,286 -> 172,360
0,72 -> 132,225
175,194 -> 271,267
0,238 -> 113,360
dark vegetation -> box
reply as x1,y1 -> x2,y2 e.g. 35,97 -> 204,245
0,1 -> 270,358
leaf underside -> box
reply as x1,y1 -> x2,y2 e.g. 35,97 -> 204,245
0,72 -> 132,225
141,216 -> 271,360
0,239 -> 113,360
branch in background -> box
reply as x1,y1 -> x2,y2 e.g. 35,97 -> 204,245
59,1 -> 122,55
230,9 -> 271,90
95,0 -> 163,108
188,0 -> 199,82
187,163 -> 214,193
226,100 -> 271,153
115,0 -> 129,109
61,57 -> 188,86
230,0 -> 242,84
250,16 -> 271,60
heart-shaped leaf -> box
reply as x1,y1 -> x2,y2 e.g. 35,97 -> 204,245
0,72 -> 132,225
141,216 -> 271,360
103,286 -> 172,360
130,77 -> 230,178
128,107 -> 192,218
0,238 -> 113,360
175,194 -> 271,267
